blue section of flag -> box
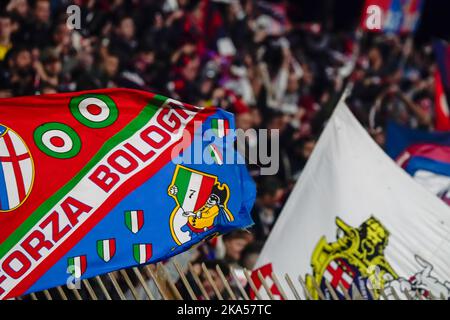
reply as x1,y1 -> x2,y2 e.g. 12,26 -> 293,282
386,121 -> 450,183
404,156 -> 450,177
386,121 -> 450,159
25,110 -> 256,294
0,125 -> 6,136
0,162 -> 10,210
384,0 -> 403,33
383,0 -> 423,34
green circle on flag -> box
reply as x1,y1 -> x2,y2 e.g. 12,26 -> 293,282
34,122 -> 81,159
69,94 -> 118,128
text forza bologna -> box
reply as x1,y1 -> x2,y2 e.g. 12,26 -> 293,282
0,105 -> 196,297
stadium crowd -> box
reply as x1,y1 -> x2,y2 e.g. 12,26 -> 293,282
0,0 -> 441,299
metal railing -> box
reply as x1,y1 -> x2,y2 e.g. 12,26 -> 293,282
11,259 -> 446,300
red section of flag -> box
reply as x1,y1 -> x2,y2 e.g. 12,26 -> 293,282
79,255 -> 88,275
399,143 -> 450,167
435,70 -> 450,131
194,176 -> 216,212
407,0 -> 421,13
249,263 -> 283,300
360,0 -> 391,31
145,244 -> 153,262
110,239 -> 117,258
137,210 -> 144,230
0,88 -> 154,243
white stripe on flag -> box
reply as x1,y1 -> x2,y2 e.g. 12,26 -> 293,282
0,136 -> 9,157
131,210 -> 139,233
217,119 -> 224,138
211,145 -> 223,165
2,162 -> 20,209
9,131 -> 27,155
323,270 -> 333,283
342,272 -> 353,285
139,244 -> 146,264
19,158 -> 33,195
103,241 -> 110,261
74,257 -> 81,278
181,173 -> 203,212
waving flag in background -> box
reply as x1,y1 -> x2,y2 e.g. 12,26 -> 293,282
253,99 -> 450,300
433,39 -> 450,131
361,0 -> 424,33
0,88 -> 255,299
386,121 -> 450,204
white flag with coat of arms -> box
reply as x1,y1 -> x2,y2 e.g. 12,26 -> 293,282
253,98 -> 450,300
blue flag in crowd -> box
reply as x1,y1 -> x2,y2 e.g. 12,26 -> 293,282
386,121 -> 450,203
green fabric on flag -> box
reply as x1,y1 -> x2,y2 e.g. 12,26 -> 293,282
125,211 -> 132,231
175,168 -> 191,206
67,257 -> 75,275
97,240 -> 103,259
133,244 -> 140,263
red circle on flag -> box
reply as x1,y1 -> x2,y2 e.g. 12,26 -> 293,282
86,104 -> 102,116
50,136 -> 65,148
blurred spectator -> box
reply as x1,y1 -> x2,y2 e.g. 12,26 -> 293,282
251,176 -> 284,242
0,13 -> 13,61
177,259 -> 231,300
239,241 -> 264,270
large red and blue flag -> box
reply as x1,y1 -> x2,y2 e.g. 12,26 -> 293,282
0,88 -> 256,299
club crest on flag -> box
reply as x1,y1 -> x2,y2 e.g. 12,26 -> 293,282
67,255 -> 87,278
124,210 -> 145,234
0,124 -> 34,212
168,165 -> 234,246
133,243 -> 152,264
97,238 -> 116,262
305,216 -> 398,299
305,216 -> 450,300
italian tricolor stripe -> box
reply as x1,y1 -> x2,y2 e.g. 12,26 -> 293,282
133,244 -> 152,264
97,239 -> 116,262
173,166 -> 216,212
125,210 -> 144,234
67,255 -> 87,278
211,119 -> 229,138
209,144 -> 223,165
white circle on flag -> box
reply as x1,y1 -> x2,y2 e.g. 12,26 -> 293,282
41,129 -> 73,153
78,97 -> 110,122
